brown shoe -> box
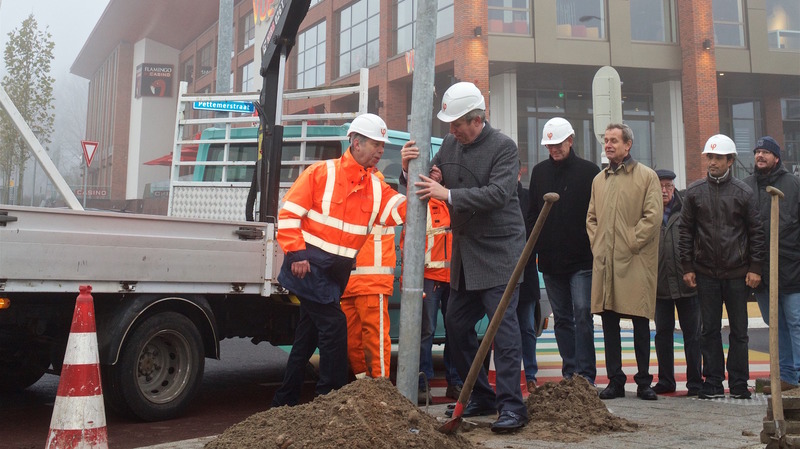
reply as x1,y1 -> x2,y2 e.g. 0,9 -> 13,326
526,380 -> 537,392
445,384 -> 462,400
763,380 -> 799,395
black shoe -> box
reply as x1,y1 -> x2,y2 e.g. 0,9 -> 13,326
444,400 -> 496,418
652,383 -> 675,394
698,385 -> 725,400
637,386 -> 658,400
730,387 -> 752,399
599,384 -> 625,399
491,410 -> 527,433
686,389 -> 700,397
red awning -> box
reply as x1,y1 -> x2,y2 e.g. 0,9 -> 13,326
144,147 -> 198,166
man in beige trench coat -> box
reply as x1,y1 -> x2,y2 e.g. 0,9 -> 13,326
587,123 -> 662,401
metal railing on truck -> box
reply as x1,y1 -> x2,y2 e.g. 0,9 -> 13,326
168,69 -> 369,221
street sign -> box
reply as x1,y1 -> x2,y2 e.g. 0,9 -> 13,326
81,140 -> 99,167
192,101 -> 255,114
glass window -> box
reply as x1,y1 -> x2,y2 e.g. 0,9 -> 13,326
713,0 -> 745,47
719,99 -> 764,177
199,42 -> 215,78
239,14 -> 255,51
339,0 -> 379,76
781,98 -> 800,174
394,0 -> 455,55
767,1 -> 800,50
630,0 -> 676,43
556,0 -> 605,40
182,57 -> 194,84
297,21 -> 326,88
488,0 -> 530,35
240,61 -> 255,92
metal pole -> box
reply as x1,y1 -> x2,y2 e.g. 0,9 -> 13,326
216,0 -> 234,94
82,164 -> 87,208
396,0 -> 437,402
30,160 -> 36,206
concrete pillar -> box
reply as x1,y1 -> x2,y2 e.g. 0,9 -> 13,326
489,73 -> 518,145
652,80 -> 687,189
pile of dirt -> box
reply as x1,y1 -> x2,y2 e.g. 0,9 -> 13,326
518,376 -> 639,442
205,378 -> 475,449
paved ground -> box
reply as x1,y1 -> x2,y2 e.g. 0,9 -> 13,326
138,305 -> 773,448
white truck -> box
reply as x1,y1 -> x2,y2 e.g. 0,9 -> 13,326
0,74 -> 386,422
0,0 -> 372,420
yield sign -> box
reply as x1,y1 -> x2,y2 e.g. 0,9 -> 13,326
81,140 -> 99,167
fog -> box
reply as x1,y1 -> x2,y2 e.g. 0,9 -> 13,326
0,0 -> 108,204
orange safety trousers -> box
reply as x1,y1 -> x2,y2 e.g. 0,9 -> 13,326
340,293 -> 391,378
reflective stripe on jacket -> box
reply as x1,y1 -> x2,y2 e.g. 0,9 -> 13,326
424,198 -> 451,283
277,149 -> 406,260
342,225 -> 396,297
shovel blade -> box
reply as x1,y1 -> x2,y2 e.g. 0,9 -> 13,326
437,401 -> 464,434
437,416 -> 462,434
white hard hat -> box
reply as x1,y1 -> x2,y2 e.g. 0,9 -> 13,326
702,134 -> 737,155
437,82 -> 486,123
541,117 -> 575,145
347,113 -> 390,143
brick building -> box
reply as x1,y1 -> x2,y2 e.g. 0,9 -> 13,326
72,0 -> 799,212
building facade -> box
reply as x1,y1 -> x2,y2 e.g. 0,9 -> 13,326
72,0 -> 799,212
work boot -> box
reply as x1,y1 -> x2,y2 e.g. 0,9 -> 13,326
445,383 -> 462,400
763,381 -> 798,395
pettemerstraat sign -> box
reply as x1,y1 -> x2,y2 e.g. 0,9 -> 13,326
193,101 -> 256,114
135,63 -> 174,98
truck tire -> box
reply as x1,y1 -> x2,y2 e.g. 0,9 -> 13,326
106,312 -> 204,421
0,341 -> 50,392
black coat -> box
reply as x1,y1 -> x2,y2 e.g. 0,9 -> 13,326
657,191 -> 696,300
744,163 -> 800,292
518,182 -> 540,302
527,148 -> 599,275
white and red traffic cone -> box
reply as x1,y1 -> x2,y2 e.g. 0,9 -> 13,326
46,285 -> 108,449
487,347 -> 530,396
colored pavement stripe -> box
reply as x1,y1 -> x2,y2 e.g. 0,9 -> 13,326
427,329 -> 770,401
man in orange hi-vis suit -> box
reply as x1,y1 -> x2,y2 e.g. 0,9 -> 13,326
271,113 -> 406,407
340,214 -> 396,379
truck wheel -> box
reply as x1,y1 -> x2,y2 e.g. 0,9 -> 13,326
108,312 -> 204,421
0,342 -> 50,392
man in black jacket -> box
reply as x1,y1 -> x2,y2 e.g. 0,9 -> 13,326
653,169 -> 702,396
528,117 -> 599,385
679,134 -> 766,400
745,136 -> 800,394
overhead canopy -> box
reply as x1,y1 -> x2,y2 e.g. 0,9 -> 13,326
71,0 -> 220,79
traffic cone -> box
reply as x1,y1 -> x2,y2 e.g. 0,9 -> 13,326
487,347 -> 529,396
46,285 -> 109,449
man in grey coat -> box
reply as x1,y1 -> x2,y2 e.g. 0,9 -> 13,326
402,82 -> 527,433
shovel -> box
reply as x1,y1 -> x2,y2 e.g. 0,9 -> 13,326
438,192 -> 559,434
765,186 -> 786,448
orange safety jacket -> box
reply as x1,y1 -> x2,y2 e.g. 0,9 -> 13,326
400,198 -> 451,283
423,198 -> 451,283
341,224 -> 396,297
277,148 -> 406,258
276,149 -> 406,303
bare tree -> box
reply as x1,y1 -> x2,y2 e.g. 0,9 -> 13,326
0,14 -> 55,204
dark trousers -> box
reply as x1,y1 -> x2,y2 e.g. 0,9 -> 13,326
696,274 -> 750,390
446,283 -> 527,418
271,298 -> 348,406
601,310 -> 653,388
654,295 -> 702,391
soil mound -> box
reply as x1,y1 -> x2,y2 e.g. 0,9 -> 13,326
205,377 -> 475,449
520,376 -> 639,442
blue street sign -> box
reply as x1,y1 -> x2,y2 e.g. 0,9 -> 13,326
193,100 -> 255,114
